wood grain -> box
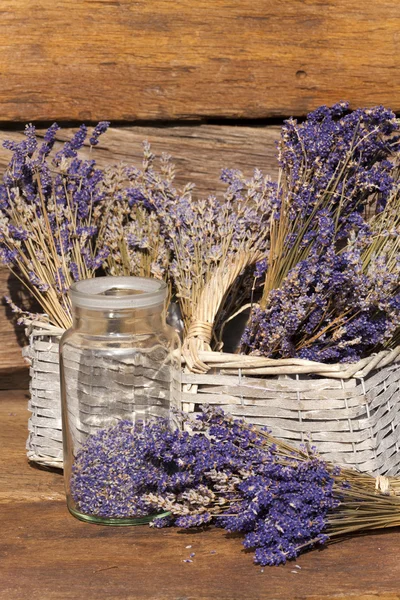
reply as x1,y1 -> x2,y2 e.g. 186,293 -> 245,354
0,1 -> 400,121
0,124 -> 281,195
0,391 -> 63,503
2,390 -> 400,600
0,123 -> 280,387
0,269 -> 30,389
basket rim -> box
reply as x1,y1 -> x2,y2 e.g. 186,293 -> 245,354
181,347 -> 400,380
26,322 -> 400,381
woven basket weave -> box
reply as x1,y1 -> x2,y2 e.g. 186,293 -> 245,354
181,348 -> 400,476
23,326 -> 64,468
23,324 -> 400,475
23,324 -> 182,469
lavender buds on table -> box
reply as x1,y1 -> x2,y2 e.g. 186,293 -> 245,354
68,406 -> 400,567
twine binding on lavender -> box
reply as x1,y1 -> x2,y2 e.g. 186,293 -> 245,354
375,475 -> 396,496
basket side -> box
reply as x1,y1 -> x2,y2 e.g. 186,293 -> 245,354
24,333 -> 63,469
181,359 -> 400,476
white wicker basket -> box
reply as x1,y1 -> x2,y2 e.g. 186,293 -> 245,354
23,324 -> 400,475
181,348 -> 400,476
23,326 -> 64,468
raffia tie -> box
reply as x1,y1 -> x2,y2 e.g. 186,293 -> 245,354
375,475 -> 393,496
186,321 -> 213,345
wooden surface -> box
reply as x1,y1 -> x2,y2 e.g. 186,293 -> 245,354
0,123 -> 280,388
0,269 -> 30,389
0,124 -> 281,196
1,1 -> 400,121
2,390 -> 400,600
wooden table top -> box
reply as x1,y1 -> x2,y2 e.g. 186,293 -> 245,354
2,390 -> 400,600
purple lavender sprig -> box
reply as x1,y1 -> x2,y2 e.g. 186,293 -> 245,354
89,121 -> 110,147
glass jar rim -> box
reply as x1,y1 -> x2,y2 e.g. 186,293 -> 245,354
69,276 -> 167,310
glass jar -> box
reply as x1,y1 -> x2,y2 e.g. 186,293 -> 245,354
60,276 -> 181,525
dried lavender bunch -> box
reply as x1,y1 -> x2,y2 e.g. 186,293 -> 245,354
99,142 -> 276,370
98,147 -> 171,283
242,222 -> 400,363
70,407 -> 400,567
154,160 -> 277,370
263,102 -> 398,295
242,103 -> 400,362
0,123 -> 111,328
108,143 -> 276,335
162,166 -> 276,337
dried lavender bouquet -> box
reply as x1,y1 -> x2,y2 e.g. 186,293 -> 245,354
99,144 -> 171,284
145,154 -> 277,371
242,103 -> 400,363
0,122 -> 111,328
70,406 -> 400,567
98,141 -> 278,371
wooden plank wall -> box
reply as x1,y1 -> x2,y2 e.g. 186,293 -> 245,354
1,1 -> 400,120
1,0 -> 399,387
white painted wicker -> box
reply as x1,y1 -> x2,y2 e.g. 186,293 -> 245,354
24,324 -> 400,475
181,348 -> 400,476
23,326 -> 64,468
23,324 -> 182,469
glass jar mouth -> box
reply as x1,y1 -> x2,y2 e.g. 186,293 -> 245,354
69,276 -> 167,310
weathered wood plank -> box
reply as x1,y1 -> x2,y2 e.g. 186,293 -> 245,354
0,269 -> 30,388
0,123 -> 280,386
2,391 -> 400,600
0,391 -> 63,503
0,124 -> 281,195
0,1 -> 400,121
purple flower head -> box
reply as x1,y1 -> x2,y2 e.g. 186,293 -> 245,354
0,247 -> 18,265
8,224 -> 28,241
54,125 -> 88,162
38,123 -> 60,161
127,187 -> 147,207
69,261 -> 80,282
24,124 -> 37,155
89,121 -> 110,146
92,247 -> 110,269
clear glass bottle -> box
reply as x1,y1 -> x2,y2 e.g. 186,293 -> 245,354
60,276 -> 180,525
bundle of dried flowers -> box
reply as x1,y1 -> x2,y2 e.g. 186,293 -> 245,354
102,143 -> 277,370
70,406 -> 400,566
98,145 -> 171,283
0,122 -> 111,328
242,103 -> 400,362
138,161 -> 277,370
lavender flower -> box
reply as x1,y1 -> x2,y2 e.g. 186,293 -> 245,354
70,406 -> 400,567
243,103 -> 400,362
54,124 -> 88,162
0,123 -> 112,328
89,121 -> 110,146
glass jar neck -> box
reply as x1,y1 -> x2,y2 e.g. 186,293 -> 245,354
71,304 -> 165,335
